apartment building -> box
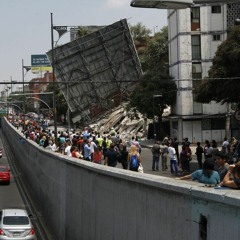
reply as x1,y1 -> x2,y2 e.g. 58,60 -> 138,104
168,3 -> 240,143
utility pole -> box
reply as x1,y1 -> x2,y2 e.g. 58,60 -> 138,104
51,13 -> 58,142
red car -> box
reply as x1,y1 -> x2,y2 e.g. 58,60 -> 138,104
0,166 -> 10,185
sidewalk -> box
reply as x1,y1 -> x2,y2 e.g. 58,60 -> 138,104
140,139 -> 200,174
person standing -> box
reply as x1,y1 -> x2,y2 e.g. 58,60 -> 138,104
104,143 -> 118,167
84,141 -> 92,161
173,138 -> 180,165
118,144 -> 129,170
195,142 -> 204,169
168,142 -> 178,175
64,140 -> 72,157
93,146 -> 102,164
180,146 -> 190,173
128,145 -> 141,172
151,141 -> 161,171
222,137 -> 230,155
161,142 -> 168,171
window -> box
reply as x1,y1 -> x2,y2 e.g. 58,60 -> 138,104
191,7 -> 200,31
192,35 -> 201,60
192,63 -> 202,80
3,216 -> 29,225
212,6 -> 221,14
191,7 -> 200,23
212,34 -> 221,41
202,119 -> 225,130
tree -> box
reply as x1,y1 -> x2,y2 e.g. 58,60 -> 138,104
130,22 -> 151,44
129,71 -> 176,119
76,27 -> 90,38
128,26 -> 177,140
141,26 -> 169,72
45,83 -> 68,123
195,25 -> 240,105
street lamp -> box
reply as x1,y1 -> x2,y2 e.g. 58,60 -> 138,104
131,0 -> 193,9
11,92 -> 54,117
130,0 -> 240,9
153,94 -> 162,143
50,14 -> 75,135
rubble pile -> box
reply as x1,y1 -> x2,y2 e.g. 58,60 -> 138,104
89,103 -> 150,142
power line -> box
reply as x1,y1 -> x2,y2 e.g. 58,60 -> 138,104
1,76 -> 240,85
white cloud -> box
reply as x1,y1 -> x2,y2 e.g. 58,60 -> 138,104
105,0 -> 129,8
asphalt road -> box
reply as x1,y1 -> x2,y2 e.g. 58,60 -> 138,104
116,146 -> 199,176
0,131 -> 52,240
0,156 -> 24,209
0,134 -> 24,209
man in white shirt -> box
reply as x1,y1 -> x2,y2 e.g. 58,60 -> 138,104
64,140 -> 72,157
222,138 -> 230,154
168,143 -> 179,175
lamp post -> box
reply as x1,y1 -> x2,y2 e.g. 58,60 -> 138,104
51,13 -> 58,141
11,92 -> 54,117
50,15 -> 74,135
153,94 -> 162,143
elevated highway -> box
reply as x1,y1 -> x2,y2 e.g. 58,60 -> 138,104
1,117 -> 240,240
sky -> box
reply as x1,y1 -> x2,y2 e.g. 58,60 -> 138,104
0,0 -> 167,92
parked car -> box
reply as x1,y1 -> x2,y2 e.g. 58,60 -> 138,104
0,209 -> 35,240
0,166 -> 10,185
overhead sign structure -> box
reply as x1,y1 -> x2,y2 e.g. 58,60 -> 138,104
53,26 -> 68,38
130,0 -> 240,9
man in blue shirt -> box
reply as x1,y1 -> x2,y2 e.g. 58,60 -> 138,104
84,141 -> 92,161
180,159 -> 220,185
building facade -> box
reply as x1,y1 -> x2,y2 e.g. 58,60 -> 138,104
168,3 -> 240,143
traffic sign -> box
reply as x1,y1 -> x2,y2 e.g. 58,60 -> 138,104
234,110 -> 240,121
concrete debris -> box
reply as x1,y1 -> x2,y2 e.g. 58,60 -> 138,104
89,103 -> 149,141
89,102 -> 170,142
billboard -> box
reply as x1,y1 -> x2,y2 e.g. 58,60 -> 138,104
47,19 -> 142,123
31,54 -> 51,74
31,54 -> 50,66
31,66 -> 52,74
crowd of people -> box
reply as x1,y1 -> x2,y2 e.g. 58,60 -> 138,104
14,116 -> 143,173
8,115 -> 240,189
151,136 -> 240,189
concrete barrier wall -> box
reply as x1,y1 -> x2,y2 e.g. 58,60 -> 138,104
2,118 -> 240,240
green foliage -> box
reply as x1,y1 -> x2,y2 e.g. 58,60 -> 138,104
45,83 -> 68,120
196,25 -> 240,104
128,71 -> 176,118
142,26 -> 169,72
76,27 -> 90,37
128,25 -> 176,118
130,22 -> 151,43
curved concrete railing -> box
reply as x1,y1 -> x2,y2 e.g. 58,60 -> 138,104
2,118 -> 240,240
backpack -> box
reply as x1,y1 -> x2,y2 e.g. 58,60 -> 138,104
130,154 -> 139,169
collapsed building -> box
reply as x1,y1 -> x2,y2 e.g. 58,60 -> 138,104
47,19 -> 142,134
